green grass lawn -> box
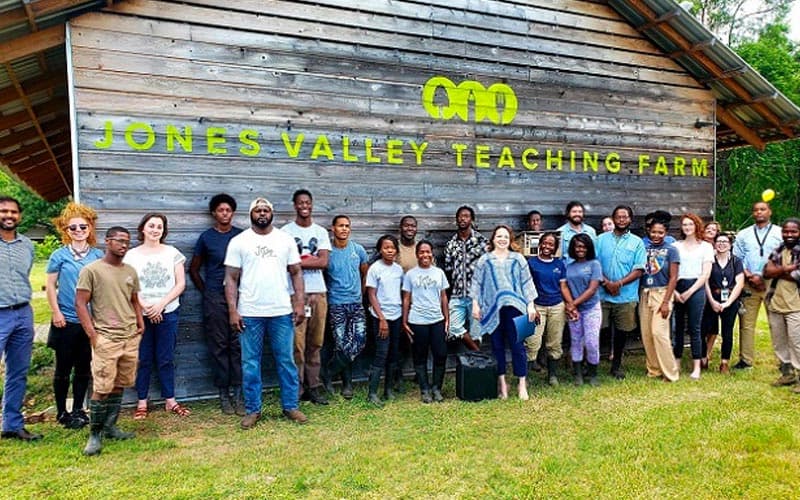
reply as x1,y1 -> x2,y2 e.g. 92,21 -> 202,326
2,312 -> 799,498
31,260 -> 50,325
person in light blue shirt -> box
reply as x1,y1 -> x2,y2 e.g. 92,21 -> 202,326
402,241 -> 449,403
323,215 -> 368,400
556,201 -> 597,265
732,201 -> 783,369
595,205 -> 646,379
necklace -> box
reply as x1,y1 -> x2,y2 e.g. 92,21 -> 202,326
69,244 -> 91,260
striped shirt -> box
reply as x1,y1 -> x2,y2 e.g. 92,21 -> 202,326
0,233 -> 34,307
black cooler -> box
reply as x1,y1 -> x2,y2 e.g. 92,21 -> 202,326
455,351 -> 497,401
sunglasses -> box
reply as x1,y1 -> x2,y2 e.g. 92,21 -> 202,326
68,224 -> 89,231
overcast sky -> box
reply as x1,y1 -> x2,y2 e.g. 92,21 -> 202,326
790,1 -> 800,41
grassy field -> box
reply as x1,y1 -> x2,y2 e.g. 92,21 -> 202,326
30,260 -> 50,325
1,311 -> 799,499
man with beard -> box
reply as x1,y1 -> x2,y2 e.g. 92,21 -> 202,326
763,218 -> 800,391
596,205 -> 646,379
732,201 -> 782,370
282,189 -> 331,405
0,196 -> 41,441
189,193 -> 244,415
225,198 -> 307,429
557,201 -> 596,264
444,205 -> 487,351
76,226 -> 144,455
397,215 -> 419,273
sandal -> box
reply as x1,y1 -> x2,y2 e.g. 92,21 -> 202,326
133,407 -> 148,420
166,403 -> 191,417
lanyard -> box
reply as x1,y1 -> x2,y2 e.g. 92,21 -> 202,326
753,224 -> 772,258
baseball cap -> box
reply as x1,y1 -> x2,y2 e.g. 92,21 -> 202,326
249,197 -> 273,212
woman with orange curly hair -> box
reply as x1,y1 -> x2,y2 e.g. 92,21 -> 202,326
46,202 -> 104,428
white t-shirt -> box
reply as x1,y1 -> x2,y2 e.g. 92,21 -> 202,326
281,221 -> 331,293
675,240 -> 714,279
366,260 -> 403,321
123,244 -> 186,313
224,228 -> 301,317
402,266 -> 449,325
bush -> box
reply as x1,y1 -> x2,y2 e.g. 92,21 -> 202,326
34,234 -> 61,261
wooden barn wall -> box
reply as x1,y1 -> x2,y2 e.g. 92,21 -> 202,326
70,0 -> 716,399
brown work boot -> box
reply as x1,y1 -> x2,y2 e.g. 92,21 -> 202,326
282,409 -> 308,424
240,412 -> 261,430
772,363 -> 797,387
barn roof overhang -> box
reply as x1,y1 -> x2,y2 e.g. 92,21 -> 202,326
1,0 -> 799,200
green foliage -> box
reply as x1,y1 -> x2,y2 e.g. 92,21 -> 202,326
29,341 -> 54,374
689,0 -> 793,45
34,234 -> 61,261
716,21 -> 800,231
0,170 -> 67,234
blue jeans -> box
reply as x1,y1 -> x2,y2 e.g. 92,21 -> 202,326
371,317 -> 401,370
448,296 -> 481,340
1,305 -> 34,432
491,307 -> 527,377
240,315 -> 299,413
673,280 -> 706,360
136,310 -> 179,400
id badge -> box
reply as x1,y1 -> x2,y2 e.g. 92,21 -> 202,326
304,305 -> 312,318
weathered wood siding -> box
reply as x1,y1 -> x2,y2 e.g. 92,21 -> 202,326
70,0 -> 716,399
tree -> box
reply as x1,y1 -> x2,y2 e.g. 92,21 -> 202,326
687,0 -> 793,45
0,170 -> 66,234
716,21 -> 800,231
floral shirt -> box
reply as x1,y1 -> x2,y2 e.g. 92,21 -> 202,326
443,229 -> 487,298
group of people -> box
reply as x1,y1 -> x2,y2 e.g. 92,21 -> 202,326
1,192 -> 799,452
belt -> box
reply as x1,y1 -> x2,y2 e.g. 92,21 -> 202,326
0,302 -> 28,311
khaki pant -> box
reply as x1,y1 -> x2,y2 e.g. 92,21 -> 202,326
91,333 -> 141,394
294,293 -> 327,390
739,285 -> 766,365
524,303 -> 565,360
639,288 -> 679,381
767,309 -> 800,370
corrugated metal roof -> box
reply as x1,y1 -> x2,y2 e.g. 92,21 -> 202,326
608,0 -> 800,150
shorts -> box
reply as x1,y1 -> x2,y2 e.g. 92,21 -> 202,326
601,301 -> 638,332
91,333 -> 142,394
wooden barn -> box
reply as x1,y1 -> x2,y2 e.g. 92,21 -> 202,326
2,0 -> 800,399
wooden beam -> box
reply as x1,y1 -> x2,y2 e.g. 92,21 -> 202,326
0,8 -> 28,31
28,0 -> 101,17
623,0 -> 794,142
0,97 -> 67,131
716,106 -> 765,151
0,25 -> 65,64
0,72 -> 65,106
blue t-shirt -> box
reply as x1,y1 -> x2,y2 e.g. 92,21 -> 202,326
193,226 -> 243,293
528,256 -> 566,307
643,242 -> 680,288
46,246 -> 104,323
402,266 -> 449,325
564,259 -> 602,312
326,241 -> 368,305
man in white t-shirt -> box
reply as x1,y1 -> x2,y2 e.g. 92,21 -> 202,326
224,197 -> 307,429
282,189 -> 331,405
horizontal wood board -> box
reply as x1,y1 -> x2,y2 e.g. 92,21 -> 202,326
71,0 -> 716,399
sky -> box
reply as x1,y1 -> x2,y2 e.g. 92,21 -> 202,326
790,1 -> 800,41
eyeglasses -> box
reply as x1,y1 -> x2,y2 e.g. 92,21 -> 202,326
715,240 -> 731,245
107,238 -> 130,246
68,224 -> 89,231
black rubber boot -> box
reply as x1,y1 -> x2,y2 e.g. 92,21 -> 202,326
83,399 -> 106,456
392,363 -> 406,394
572,362 -> 584,386
384,364 -> 398,400
103,393 -> 135,440
341,362 -> 354,400
324,351 -> 348,395
546,358 -> 559,387
610,330 -> 629,379
432,363 -> 445,402
231,386 -> 246,416
587,363 -> 600,387
368,367 -> 383,406
219,387 -> 235,415
414,365 -> 431,403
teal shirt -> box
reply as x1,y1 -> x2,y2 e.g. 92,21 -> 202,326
596,231 -> 646,304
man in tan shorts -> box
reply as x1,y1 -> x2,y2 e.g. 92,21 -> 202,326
75,226 -> 144,456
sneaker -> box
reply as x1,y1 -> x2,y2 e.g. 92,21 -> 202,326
56,411 -> 72,428
282,409 -> 308,424
307,387 -> 329,406
610,367 -> 626,380
733,361 -> 753,370
240,412 -> 261,430
68,409 -> 90,429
